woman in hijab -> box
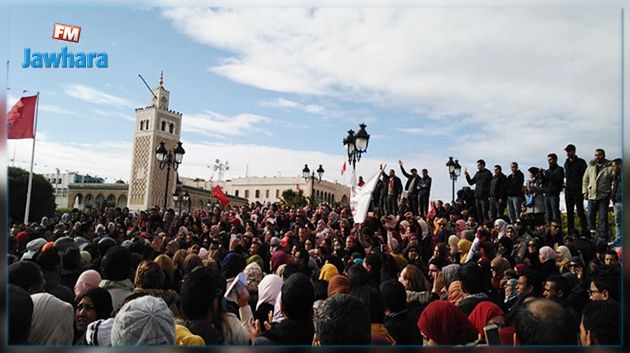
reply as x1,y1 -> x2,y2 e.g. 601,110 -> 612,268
448,236 -> 460,263
270,250 -> 289,274
457,239 -> 472,265
244,262 -> 264,308
318,263 -> 339,282
494,219 -> 508,239
327,274 -> 351,297
538,246 -> 559,280
255,274 -> 283,330
503,278 -> 519,310
417,300 -> 479,346
555,245 -> 572,273
467,301 -> 505,343
74,287 -> 113,345
441,264 -> 460,291
74,269 -> 102,299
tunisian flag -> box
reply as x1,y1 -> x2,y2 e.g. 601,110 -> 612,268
8,95 -> 37,139
212,185 -> 230,206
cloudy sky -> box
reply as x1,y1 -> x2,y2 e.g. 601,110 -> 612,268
5,4 -> 624,202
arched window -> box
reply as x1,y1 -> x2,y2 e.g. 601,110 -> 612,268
161,121 -> 166,131
169,123 -> 174,134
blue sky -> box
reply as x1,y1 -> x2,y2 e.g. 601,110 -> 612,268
5,5 -> 624,202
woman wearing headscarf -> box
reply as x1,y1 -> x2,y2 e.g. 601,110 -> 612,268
448,236 -> 460,263
270,250 -> 289,274
417,300 -> 479,346
254,274 -> 283,331
457,239 -> 472,265
318,263 -> 339,282
538,246 -> 559,280
74,269 -> 102,299
494,219 -> 508,239
503,278 -> 519,310
74,287 -> 113,345
467,301 -> 506,344
244,262 -> 264,308
327,274 -> 350,297
441,264 -> 460,291
555,245 -> 572,273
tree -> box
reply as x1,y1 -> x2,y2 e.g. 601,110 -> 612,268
279,189 -> 308,208
8,167 -> 55,224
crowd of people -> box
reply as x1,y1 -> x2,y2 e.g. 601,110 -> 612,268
7,144 -> 622,346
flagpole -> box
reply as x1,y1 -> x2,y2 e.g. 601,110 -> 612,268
23,92 -> 40,225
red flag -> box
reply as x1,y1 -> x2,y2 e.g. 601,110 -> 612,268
8,95 -> 37,139
212,185 -> 229,206
427,200 -> 436,220
341,161 -> 347,176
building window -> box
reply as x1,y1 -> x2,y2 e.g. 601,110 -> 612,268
276,189 -> 279,198
235,190 -> 239,197
161,121 -> 166,131
169,123 -> 174,134
245,190 -> 249,198
265,189 -> 270,198
255,190 -> 260,198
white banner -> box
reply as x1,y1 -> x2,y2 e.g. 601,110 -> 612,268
350,165 -> 384,224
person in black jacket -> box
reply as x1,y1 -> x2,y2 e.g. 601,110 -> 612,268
541,153 -> 564,224
381,169 -> 403,216
418,169 -> 432,218
489,165 -> 508,221
465,159 -> 493,222
506,162 -> 525,224
563,144 -> 588,234
399,160 -> 420,216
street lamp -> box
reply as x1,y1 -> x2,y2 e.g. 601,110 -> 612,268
156,141 -> 185,209
172,189 -> 190,215
446,156 -> 462,203
303,164 -> 324,206
343,123 -> 370,170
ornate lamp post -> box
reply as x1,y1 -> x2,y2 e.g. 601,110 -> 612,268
446,156 -> 462,203
173,190 -> 190,215
343,123 -> 370,170
302,164 -> 324,206
155,141 -> 185,209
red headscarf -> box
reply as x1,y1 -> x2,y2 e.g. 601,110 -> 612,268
467,301 -> 505,336
417,300 -> 479,345
271,250 -> 289,273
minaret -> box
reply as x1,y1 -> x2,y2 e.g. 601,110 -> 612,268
127,72 -> 183,211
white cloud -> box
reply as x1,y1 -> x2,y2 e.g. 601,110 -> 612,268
397,127 -> 452,137
260,98 -> 325,115
7,137 -> 133,183
163,7 -> 621,161
182,110 -> 272,138
40,104 -> 80,116
64,84 -> 136,107
92,109 -> 135,122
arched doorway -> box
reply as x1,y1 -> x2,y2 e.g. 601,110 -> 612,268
117,195 -> 127,208
95,194 -> 105,209
84,194 -> 94,208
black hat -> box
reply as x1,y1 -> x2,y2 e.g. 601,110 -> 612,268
564,144 -> 576,151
